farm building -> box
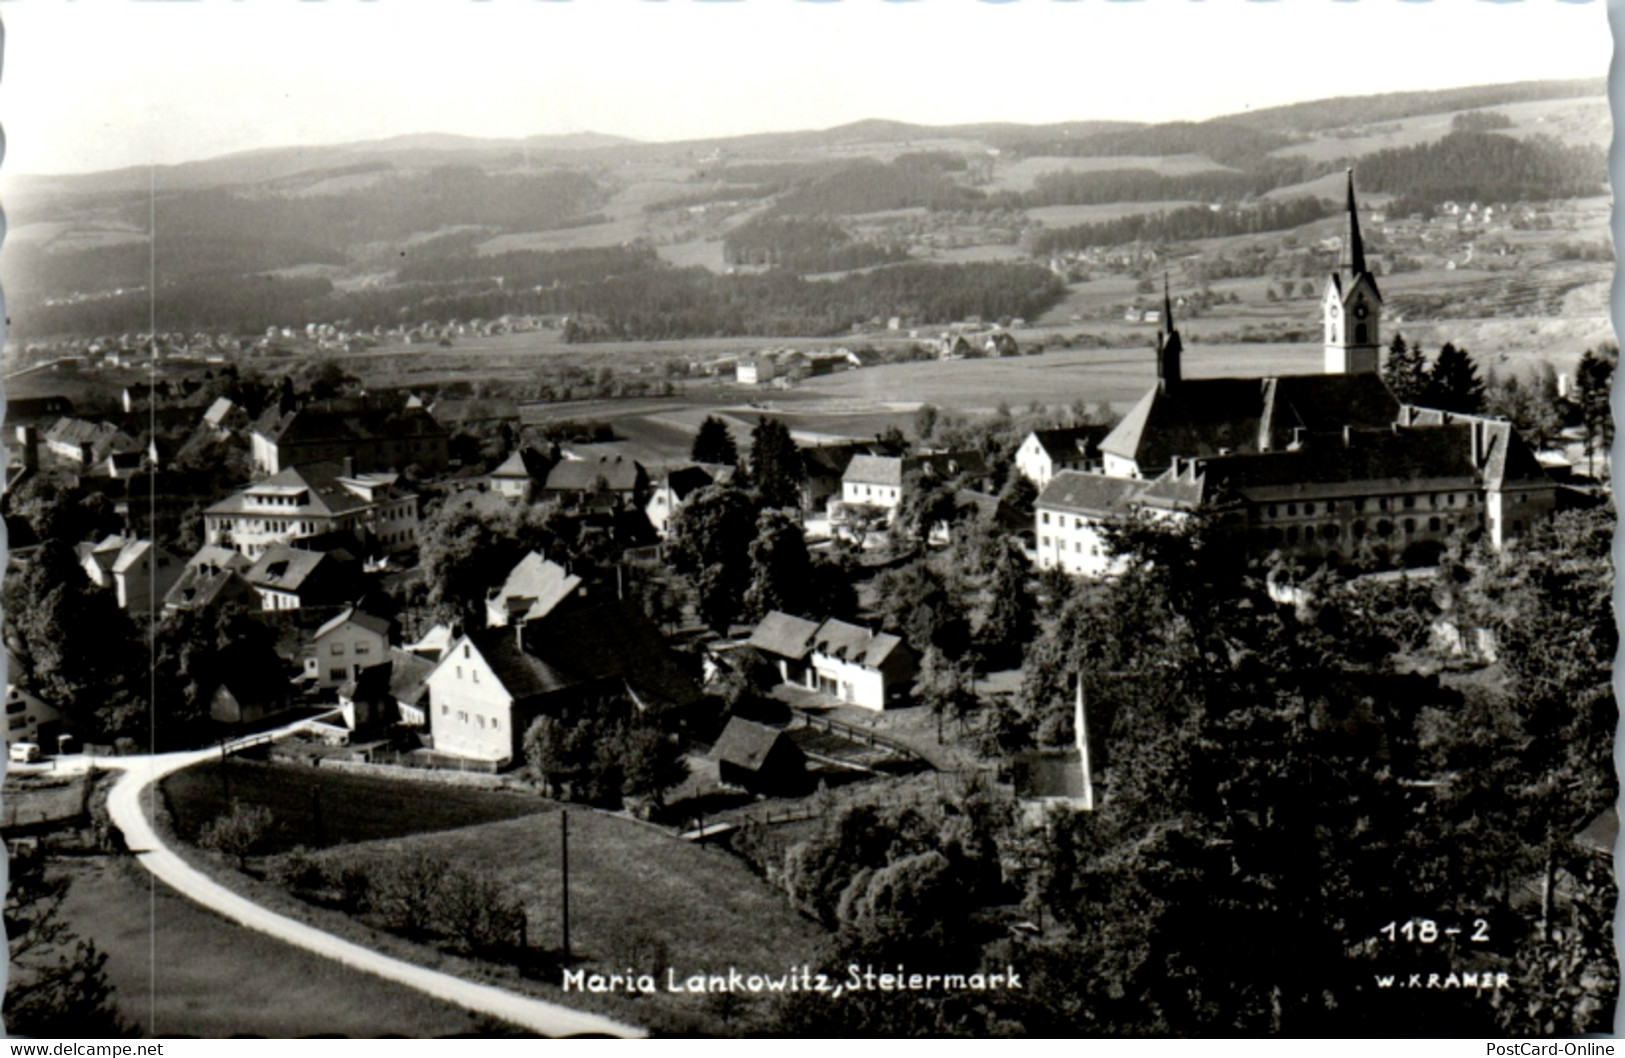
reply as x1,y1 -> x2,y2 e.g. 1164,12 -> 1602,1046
712,718 -> 806,796
485,552 -> 584,628
1016,425 -> 1111,489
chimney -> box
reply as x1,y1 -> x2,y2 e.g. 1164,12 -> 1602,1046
1342,425 -> 1352,447
1470,420 -> 1484,466
1289,427 -> 1306,450
342,456 -> 355,478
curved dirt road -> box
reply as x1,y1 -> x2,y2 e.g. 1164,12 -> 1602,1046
103,745 -> 646,1039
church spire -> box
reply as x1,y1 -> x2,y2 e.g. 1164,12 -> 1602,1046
1346,168 -> 1367,276
1156,273 -> 1182,394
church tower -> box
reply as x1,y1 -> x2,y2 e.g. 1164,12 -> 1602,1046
1156,275 -> 1182,394
1323,169 -> 1382,375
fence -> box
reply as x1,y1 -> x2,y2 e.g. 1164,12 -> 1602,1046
794,712 -> 924,764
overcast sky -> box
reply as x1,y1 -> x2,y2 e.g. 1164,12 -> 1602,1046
0,0 -> 1612,176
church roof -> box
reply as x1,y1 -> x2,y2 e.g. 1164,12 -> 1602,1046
1100,372 -> 1401,475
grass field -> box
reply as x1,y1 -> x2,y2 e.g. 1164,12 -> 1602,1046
1025,200 -> 1202,228
986,153 -> 1232,193
300,810 -> 829,976
161,759 -> 551,854
58,858 -> 492,1038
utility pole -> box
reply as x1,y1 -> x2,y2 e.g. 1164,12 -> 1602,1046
560,809 -> 571,960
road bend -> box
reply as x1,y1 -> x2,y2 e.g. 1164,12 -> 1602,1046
101,739 -> 646,1039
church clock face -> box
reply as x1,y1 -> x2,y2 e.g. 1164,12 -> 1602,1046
1355,303 -> 1369,320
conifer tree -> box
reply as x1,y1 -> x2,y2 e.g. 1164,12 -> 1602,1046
1381,333 -> 1430,403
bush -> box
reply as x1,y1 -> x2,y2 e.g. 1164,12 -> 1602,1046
197,801 -> 276,868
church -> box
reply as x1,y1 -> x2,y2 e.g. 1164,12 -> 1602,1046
1037,172 -> 1557,577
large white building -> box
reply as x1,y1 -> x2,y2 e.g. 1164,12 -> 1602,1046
203,461 -> 419,558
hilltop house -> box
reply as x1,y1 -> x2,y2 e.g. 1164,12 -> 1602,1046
540,455 -> 648,508
163,546 -> 256,614
747,611 -> 918,711
646,465 -> 731,538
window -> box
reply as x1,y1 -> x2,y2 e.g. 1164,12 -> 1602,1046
1287,526 -> 1300,544
1379,497 -> 1390,512
1304,502 -> 1316,516
1042,513 -> 1050,525
456,666 -> 462,680
1428,517 -> 1441,532
1267,504 -> 1278,518
329,668 -> 346,682
1402,496 -> 1415,509
1075,542 -> 1082,553
492,718 -> 500,731
1074,518 -> 1083,530
1447,493 -> 1456,507
330,643 -> 344,656
1466,494 -> 1477,507
1322,524 -> 1340,541
441,705 -> 449,716
1403,518 -> 1416,534
354,642 -> 370,655
1352,521 -> 1366,538
1355,498 -> 1367,513
1041,536 -> 1050,547
464,645 -> 471,659
1287,503 -> 1297,516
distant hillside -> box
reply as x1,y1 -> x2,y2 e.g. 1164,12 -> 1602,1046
1223,77 -> 1603,133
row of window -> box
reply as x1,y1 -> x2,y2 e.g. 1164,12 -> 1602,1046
439,703 -> 501,731
1263,493 -> 1476,519
1264,515 -> 1473,546
329,640 -> 374,656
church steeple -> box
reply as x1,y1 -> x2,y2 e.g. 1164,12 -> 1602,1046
1157,274 -> 1182,394
1346,168 -> 1367,277
1324,169 -> 1382,375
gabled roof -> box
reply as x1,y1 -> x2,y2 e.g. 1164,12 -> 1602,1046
111,539 -> 175,575
524,601 -> 699,709
1037,472 -> 1147,517
164,566 -> 255,612
1101,373 -> 1399,475
204,462 -> 401,519
314,606 -> 393,642
810,619 -> 906,670
185,545 -> 252,574
491,446 -> 555,482
661,465 -> 716,502
843,454 -> 903,487
202,396 -> 240,428
459,627 -> 577,702
253,402 -> 446,445
387,649 -> 435,706
748,611 -> 821,660
1029,426 -> 1110,463
245,546 -> 329,593
712,717 -> 799,773
544,456 -> 645,493
488,552 -> 582,623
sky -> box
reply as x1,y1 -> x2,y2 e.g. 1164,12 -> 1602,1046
0,0 -> 1613,176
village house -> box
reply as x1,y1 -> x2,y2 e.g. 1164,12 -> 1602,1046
108,539 -> 185,613
202,396 -> 250,435
43,418 -> 143,469
387,648 -> 436,728
646,465 -> 730,538
203,461 -> 419,559
747,611 -> 918,711
209,642 -> 294,725
838,451 -> 986,522
425,601 -> 698,766
737,357 -> 776,386
307,607 -> 394,689
4,673 -> 62,749
163,546 -> 256,614
243,545 -> 362,612
488,447 -> 556,502
540,455 -> 648,508
1015,425 -> 1112,489
250,401 -> 449,476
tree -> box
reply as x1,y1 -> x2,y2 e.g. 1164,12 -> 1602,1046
197,801 -> 276,869
5,848 -> 128,1037
690,415 -> 738,466
743,509 -> 814,621
668,485 -> 758,633
873,560 -> 970,656
978,539 -> 1036,669
1572,342 -> 1616,477
1484,363 -> 1564,452
619,722 -> 690,814
3,540 -> 146,739
1423,341 -> 1485,414
749,417 -> 805,511
1381,332 -> 1430,403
